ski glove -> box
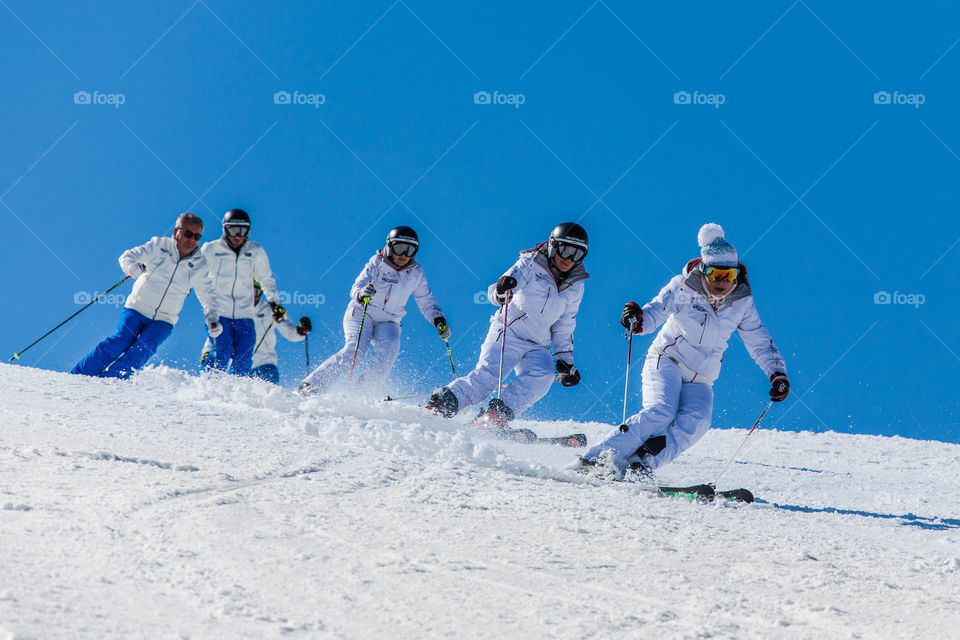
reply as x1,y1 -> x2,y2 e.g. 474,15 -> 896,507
769,372 -> 790,402
434,316 -> 452,340
269,301 -> 286,322
208,322 -> 223,339
555,360 -> 580,387
297,316 -> 312,336
357,283 -> 376,305
126,263 -> 146,279
621,302 -> 643,333
495,275 -> 518,295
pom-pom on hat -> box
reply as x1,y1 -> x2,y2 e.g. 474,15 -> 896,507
698,223 -> 738,267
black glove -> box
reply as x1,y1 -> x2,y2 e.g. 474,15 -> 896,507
357,283 -> 376,305
621,301 -> 643,333
769,372 -> 790,402
433,316 -> 451,340
269,301 -> 286,322
297,316 -> 312,336
496,275 -> 518,295
555,360 -> 580,387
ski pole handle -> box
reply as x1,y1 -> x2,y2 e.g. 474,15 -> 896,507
10,274 -> 132,362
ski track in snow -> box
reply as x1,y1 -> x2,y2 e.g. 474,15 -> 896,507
1,363 -> 959,639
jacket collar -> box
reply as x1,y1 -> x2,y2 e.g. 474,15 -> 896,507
378,248 -> 418,271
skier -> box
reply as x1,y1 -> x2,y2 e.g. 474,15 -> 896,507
298,226 -> 449,394
200,209 -> 285,376
72,213 -> 223,379
577,223 -> 789,475
201,281 -> 311,384
426,222 -> 588,427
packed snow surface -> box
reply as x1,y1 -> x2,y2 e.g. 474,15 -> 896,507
1,363 -> 959,639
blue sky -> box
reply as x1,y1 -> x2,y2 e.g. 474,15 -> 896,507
2,1 -> 958,442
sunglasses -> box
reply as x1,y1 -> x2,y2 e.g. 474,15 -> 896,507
554,241 -> 587,263
176,227 -> 202,241
389,241 -> 418,257
702,264 -> 739,283
224,225 -> 249,238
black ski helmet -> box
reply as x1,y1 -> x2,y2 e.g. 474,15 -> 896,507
547,222 -> 588,263
384,225 -> 419,259
222,209 -> 251,241
223,209 -> 251,229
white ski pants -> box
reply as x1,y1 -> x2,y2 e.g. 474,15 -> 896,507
584,352 -> 713,469
303,313 -> 401,392
447,322 -> 555,415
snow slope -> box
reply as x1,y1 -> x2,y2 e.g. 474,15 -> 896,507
1,363 -> 958,639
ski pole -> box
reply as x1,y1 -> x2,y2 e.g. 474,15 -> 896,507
620,318 -> 637,425
304,334 -> 310,370
496,291 -> 511,400
347,297 -> 370,385
444,340 -> 456,377
254,319 -> 274,354
712,400 -> 774,488
381,392 -> 432,402
10,274 -> 132,362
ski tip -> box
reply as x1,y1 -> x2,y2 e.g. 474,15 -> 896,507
717,488 -> 754,503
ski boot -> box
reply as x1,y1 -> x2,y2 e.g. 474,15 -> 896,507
471,398 -> 513,429
425,387 -> 458,418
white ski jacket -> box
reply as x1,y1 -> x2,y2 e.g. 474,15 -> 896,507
639,259 -> 786,383
347,251 -> 443,325
201,238 -> 279,320
119,236 -> 221,326
486,246 -> 588,365
251,297 -> 303,368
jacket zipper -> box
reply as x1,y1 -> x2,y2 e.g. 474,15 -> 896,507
152,258 -> 182,320
699,313 -> 707,344
229,248 -> 239,318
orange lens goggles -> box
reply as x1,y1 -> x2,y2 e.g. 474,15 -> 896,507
703,265 -> 739,282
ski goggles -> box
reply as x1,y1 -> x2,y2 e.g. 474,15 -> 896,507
389,240 -> 418,257
553,241 -> 587,263
176,227 -> 202,241
224,224 -> 249,238
701,264 -> 739,282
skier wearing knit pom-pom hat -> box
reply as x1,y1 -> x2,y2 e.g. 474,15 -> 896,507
576,223 -> 789,475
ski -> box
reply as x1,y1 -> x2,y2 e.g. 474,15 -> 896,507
657,485 -> 754,503
497,427 -> 587,448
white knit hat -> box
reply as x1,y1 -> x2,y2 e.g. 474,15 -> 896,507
698,223 -> 738,267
